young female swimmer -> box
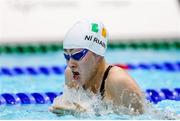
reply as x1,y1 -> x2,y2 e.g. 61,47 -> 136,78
49,19 -> 144,115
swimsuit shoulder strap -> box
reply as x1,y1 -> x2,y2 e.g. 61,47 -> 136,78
100,65 -> 113,98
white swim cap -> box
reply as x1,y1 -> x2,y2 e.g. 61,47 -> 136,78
63,19 -> 109,56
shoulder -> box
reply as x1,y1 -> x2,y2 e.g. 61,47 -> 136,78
105,66 -> 144,114
106,66 -> 131,85
106,66 -> 142,95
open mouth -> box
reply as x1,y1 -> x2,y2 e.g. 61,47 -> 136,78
72,71 -> 80,81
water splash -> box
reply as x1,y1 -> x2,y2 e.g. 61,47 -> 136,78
51,85 -> 180,119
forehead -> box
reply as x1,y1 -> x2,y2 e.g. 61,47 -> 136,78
64,48 -> 83,53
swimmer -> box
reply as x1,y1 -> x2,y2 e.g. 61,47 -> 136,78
49,19 -> 144,115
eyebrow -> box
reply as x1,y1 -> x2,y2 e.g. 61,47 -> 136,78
64,49 -> 74,53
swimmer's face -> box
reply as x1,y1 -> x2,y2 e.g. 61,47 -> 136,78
64,48 -> 97,85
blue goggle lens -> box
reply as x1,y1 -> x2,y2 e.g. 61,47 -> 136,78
64,54 -> 70,60
64,49 -> 88,61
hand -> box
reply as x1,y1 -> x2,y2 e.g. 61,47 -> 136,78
49,96 -> 86,116
49,102 -> 86,116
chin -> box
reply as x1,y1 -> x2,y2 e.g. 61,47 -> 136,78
79,78 -> 85,86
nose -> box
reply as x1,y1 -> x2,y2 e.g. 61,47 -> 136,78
67,58 -> 78,70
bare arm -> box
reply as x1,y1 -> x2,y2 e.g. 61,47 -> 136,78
106,67 -> 144,114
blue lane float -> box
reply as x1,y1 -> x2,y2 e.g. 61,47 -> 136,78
16,93 -> 36,104
0,61 -> 180,76
0,89 -> 179,105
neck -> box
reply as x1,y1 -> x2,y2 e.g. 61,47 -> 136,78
83,58 -> 108,93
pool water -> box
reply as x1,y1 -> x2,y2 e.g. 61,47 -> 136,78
0,49 -> 180,119
0,97 -> 180,119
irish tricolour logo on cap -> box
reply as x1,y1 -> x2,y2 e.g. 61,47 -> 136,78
102,28 -> 106,38
91,23 -> 106,38
83,23 -> 106,48
91,23 -> 99,33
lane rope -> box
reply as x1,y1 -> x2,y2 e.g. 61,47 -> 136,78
0,40 -> 179,54
0,61 -> 180,76
0,88 -> 179,105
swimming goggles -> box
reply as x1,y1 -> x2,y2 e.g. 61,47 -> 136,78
64,49 -> 88,61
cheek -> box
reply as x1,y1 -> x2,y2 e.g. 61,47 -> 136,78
85,57 -> 96,71
82,54 -> 90,64
80,56 -> 94,72
80,58 -> 90,70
